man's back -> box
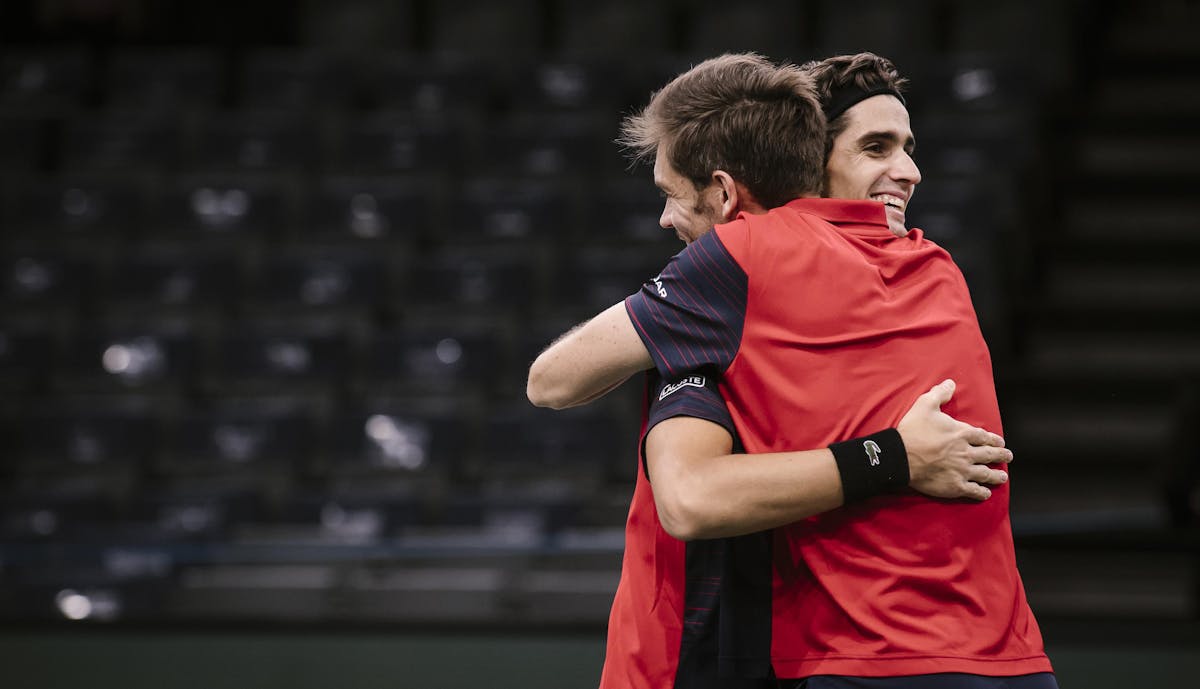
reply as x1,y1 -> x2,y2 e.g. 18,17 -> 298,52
626,197 -> 1050,678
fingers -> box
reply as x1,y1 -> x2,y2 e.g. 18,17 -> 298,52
954,467 -> 1007,501
968,444 -> 1013,465
963,425 -> 1005,448
967,465 -> 1009,486
918,378 -> 956,409
961,483 -> 993,501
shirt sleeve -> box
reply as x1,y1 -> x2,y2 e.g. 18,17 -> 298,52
640,370 -> 737,480
624,230 -> 748,380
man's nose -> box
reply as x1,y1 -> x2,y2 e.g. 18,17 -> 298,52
893,151 -> 922,186
659,204 -> 673,229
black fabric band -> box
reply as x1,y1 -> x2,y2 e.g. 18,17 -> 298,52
823,85 -> 906,122
830,428 -> 909,503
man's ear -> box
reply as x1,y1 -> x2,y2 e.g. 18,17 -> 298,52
711,170 -> 741,222
711,170 -> 761,221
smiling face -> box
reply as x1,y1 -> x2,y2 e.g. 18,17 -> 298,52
824,94 -> 921,237
653,145 -> 724,245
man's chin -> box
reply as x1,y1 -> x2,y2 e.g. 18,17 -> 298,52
885,208 -> 909,237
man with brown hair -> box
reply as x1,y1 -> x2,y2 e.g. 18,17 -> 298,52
528,52 -> 1050,688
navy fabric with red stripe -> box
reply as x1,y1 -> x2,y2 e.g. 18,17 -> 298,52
627,231 -> 748,380
642,372 -> 774,687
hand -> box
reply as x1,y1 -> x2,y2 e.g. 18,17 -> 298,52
897,379 -> 1012,501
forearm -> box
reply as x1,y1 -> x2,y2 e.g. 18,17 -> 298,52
527,302 -> 652,409
549,377 -> 626,409
646,419 -> 843,540
668,450 -> 843,540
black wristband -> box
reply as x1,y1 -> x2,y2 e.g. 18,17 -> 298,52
829,428 -> 909,504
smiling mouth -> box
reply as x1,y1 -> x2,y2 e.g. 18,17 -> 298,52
870,193 -> 906,211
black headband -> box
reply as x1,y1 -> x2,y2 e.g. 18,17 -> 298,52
823,84 -> 906,122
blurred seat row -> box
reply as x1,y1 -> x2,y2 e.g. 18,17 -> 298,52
2,392 -> 630,497
0,173 -> 674,247
0,46 -> 655,114
0,243 -> 669,334
0,110 -> 640,180
0,318 -> 522,395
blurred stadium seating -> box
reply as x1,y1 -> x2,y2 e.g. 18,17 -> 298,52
0,0 -> 1197,645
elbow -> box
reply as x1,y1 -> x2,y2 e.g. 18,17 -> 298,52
656,485 -> 717,542
660,515 -> 703,542
526,377 -> 558,409
526,360 -> 568,409
527,386 -> 568,410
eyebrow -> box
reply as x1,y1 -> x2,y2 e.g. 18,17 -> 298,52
857,129 -> 917,153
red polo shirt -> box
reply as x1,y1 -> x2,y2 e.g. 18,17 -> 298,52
625,198 -> 1052,679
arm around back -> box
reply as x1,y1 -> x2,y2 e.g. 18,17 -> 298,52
644,380 -> 1014,541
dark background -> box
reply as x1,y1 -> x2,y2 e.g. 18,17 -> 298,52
1,1 -> 1198,686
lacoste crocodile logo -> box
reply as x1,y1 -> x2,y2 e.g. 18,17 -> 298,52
864,440 -> 882,466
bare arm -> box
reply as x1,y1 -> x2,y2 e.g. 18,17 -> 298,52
526,302 -> 653,409
647,379 -> 1013,541
646,417 -> 842,540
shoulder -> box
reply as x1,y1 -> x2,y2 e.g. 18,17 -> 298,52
672,225 -> 748,279
905,228 -> 959,264
709,215 -> 751,261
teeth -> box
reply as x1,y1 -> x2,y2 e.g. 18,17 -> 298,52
871,194 -> 905,210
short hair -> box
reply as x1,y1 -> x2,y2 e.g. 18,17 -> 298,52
618,52 -> 825,207
802,52 -> 909,161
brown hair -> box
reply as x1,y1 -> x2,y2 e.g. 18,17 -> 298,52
618,53 -> 825,207
802,52 -> 910,162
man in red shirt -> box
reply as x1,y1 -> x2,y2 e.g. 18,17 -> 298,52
528,52 -> 1055,688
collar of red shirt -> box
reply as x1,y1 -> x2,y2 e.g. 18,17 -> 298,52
783,197 -> 900,237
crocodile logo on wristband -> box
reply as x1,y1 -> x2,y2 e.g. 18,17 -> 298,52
864,440 -> 882,466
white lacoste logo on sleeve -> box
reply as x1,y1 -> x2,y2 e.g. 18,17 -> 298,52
658,375 -> 706,400
863,440 -> 882,466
